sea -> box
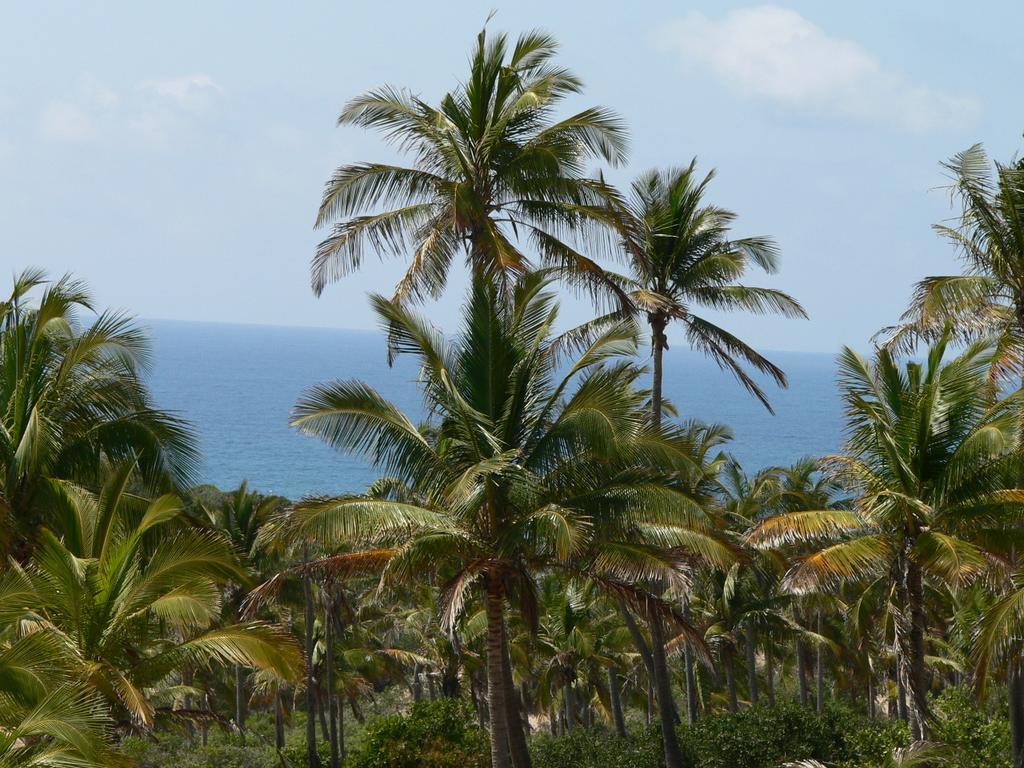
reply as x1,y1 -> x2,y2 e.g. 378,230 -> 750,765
146,320 -> 844,501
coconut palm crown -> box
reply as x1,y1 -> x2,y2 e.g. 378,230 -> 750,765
607,162 -> 806,412
313,27 -> 628,307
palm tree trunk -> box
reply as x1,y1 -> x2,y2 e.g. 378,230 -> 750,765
797,639 -> 810,707
499,614 -> 532,768
724,647 -> 738,713
182,665 -> 195,747
303,547 -> 321,768
646,325 -> 685,768
275,689 -> 286,750
896,552 -> 930,739
645,678 -> 654,725
564,678 -> 577,730
682,597 -> 699,724
765,650 -> 776,706
318,686 -> 329,742
867,669 -> 876,720
325,589 -> 340,768
485,576 -> 513,768
608,666 -> 627,736
619,601 -> 656,686
235,665 -> 247,742
745,619 -> 759,706
649,605 -> 685,768
896,665 -> 908,722
815,615 -> 825,715
412,663 -> 422,702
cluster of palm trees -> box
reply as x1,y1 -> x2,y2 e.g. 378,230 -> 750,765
5,24 -> 1024,768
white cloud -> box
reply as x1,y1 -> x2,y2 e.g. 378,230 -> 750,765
39,72 -> 222,145
40,74 -> 118,142
40,101 -> 95,142
656,6 -> 979,132
143,74 -> 222,110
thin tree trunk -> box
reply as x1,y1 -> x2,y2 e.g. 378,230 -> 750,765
897,665 -> 908,722
235,665 -> 247,742
338,694 -> 346,760
746,619 -> 759,706
816,615 -> 825,715
201,692 -> 209,747
608,666 -> 627,737
412,663 -> 423,702
303,547 -> 321,768
499,614 -> 531,768
765,650 -> 776,707
274,692 -> 286,753
485,577 -> 512,768
797,640 -> 810,707
867,669 -> 876,720
182,665 -> 195,747
648,325 -> 686,766
682,597 -> 699,724
318,687 -> 329,742
724,648 -> 738,713
649,604 -> 685,768
325,589 -> 340,768
896,552 -> 930,739
564,679 -> 577,730
619,601 -> 656,686
646,678 -> 654,725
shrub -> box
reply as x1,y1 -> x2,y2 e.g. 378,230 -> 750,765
345,698 -> 489,768
531,727 -> 663,768
531,701 -> 908,768
930,687 -> 1011,768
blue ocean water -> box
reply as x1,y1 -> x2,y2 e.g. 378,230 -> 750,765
146,320 -> 844,500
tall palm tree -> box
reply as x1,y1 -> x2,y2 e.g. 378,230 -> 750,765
312,27 -> 628,308
880,143 -> 1024,366
746,334 -> 1024,740
0,465 -> 302,730
573,164 -> 803,767
0,268 -> 197,559
878,140 -> 1024,766
607,162 -> 807,412
276,273 -> 732,768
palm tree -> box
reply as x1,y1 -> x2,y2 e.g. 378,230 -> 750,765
878,140 -> 1024,765
880,143 -> 1024,365
200,482 -> 287,737
605,162 -> 807,412
0,465 -> 303,730
276,273 -> 732,768
312,27 -> 628,309
746,334 -> 1024,740
0,268 -> 197,559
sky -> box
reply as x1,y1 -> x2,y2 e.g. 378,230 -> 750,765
0,1 -> 1021,354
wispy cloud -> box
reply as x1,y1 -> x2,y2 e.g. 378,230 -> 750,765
142,74 -> 222,110
656,6 -> 979,132
39,74 -> 118,142
39,72 -> 223,144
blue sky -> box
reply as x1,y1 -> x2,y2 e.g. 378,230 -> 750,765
0,1 -> 1020,353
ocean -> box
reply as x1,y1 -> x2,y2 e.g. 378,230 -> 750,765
146,320 -> 844,500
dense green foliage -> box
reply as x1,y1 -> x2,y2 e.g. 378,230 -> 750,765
7,21 -> 1024,768
346,700 -> 489,768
